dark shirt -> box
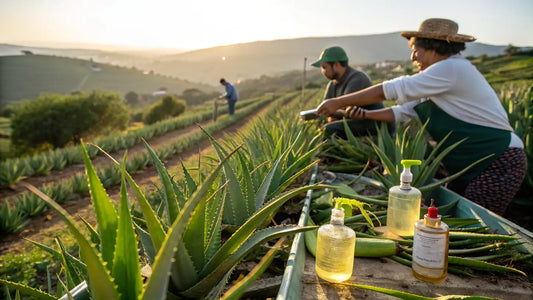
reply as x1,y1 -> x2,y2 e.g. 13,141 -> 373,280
324,66 -> 383,111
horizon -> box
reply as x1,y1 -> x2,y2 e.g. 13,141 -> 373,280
1,0 -> 532,51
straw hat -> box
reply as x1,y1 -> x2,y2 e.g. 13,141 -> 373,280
401,18 -> 476,43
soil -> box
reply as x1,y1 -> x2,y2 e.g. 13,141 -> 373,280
0,104 -> 270,256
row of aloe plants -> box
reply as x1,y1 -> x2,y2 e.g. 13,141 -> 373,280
0,92 -> 304,234
0,96 -> 265,188
1,89 -> 326,299
500,83 -> 533,190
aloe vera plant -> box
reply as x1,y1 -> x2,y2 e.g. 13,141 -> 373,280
361,121 -> 491,197
1,135 -> 322,299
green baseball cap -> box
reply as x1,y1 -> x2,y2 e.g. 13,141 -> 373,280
311,46 -> 348,67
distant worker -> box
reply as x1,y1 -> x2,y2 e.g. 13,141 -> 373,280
311,46 -> 388,139
219,78 -> 239,115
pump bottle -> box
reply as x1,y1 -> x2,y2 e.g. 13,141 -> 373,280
315,207 -> 356,282
387,159 -> 422,236
412,199 -> 449,282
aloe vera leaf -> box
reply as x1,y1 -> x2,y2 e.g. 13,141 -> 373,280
203,128 -> 249,225
111,163 -> 143,300
0,279 -> 56,300
23,183 -> 119,300
80,217 -> 101,246
183,225 -> 315,298
271,159 -> 320,197
420,199 -> 459,216
204,185 -> 226,263
254,150 -> 287,210
236,149 -> 256,216
126,171 -> 166,251
56,238 -> 84,289
220,237 -> 286,300
200,184 -> 325,276
80,143 -> 118,272
134,222 -> 157,264
448,256 -> 526,276
143,139 -> 180,224
141,146 -> 239,300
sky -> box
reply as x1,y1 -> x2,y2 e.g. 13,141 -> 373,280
1,0 -> 532,51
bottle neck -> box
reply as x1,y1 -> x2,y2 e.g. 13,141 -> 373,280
331,215 -> 344,225
423,216 -> 441,227
400,181 -> 412,190
330,208 -> 345,225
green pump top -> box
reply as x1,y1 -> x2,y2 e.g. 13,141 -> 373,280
400,159 -> 422,184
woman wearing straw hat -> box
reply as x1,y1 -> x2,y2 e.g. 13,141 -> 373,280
316,18 -> 526,215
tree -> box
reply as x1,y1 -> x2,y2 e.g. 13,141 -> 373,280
125,91 -> 140,106
504,44 -> 520,57
10,91 -> 129,153
144,95 -> 186,125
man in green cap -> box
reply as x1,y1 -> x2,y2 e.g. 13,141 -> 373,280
312,46 -> 388,138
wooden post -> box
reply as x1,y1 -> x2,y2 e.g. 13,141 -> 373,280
213,98 -> 218,122
301,57 -> 307,103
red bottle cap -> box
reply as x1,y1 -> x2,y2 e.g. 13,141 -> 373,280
428,198 -> 438,218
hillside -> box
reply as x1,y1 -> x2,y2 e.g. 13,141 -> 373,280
142,33 -> 514,84
0,54 -> 216,104
3,33 -> 520,89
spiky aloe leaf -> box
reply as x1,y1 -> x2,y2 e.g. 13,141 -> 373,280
254,149 -> 286,209
342,282 -> 500,299
134,222 -> 157,264
205,183 -> 226,262
126,171 -> 166,251
0,279 -> 55,300
111,159 -> 143,300
23,183 -> 119,300
200,184 -> 325,277
143,139 -> 180,224
56,238 -> 85,289
81,142 -> 118,271
80,217 -> 101,246
220,237 -> 286,300
182,225 -> 315,298
141,146 -> 241,300
202,127 -> 249,225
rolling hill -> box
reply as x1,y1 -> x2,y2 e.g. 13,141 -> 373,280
0,54 -> 215,104
1,32 -> 526,104
141,32 -> 515,84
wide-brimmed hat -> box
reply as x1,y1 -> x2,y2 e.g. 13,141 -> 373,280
311,46 -> 348,67
400,18 -> 476,43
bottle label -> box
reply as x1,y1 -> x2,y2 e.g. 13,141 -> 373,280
412,228 -> 447,268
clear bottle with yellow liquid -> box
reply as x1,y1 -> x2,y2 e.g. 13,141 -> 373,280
315,202 -> 356,283
387,160 -> 422,237
412,199 -> 449,282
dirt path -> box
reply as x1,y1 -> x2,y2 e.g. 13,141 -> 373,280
0,102 -> 273,256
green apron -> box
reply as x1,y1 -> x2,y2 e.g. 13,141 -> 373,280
414,100 -> 510,185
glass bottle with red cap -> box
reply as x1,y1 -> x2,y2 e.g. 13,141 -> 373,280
412,199 -> 449,283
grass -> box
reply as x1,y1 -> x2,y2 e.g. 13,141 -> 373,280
472,54 -> 533,85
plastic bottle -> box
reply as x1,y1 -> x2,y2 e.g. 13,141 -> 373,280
387,159 -> 422,236
315,199 -> 356,283
412,199 -> 449,283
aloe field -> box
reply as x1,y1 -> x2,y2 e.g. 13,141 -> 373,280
1,53 -> 532,299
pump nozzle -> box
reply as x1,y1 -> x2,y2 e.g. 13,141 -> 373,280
400,159 -> 422,184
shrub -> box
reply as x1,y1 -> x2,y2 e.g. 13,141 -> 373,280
10,91 -> 129,153
143,95 -> 186,125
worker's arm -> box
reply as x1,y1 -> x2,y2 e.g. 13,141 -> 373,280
317,84 -> 385,116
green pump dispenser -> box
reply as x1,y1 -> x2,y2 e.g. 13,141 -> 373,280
386,159 -> 422,236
